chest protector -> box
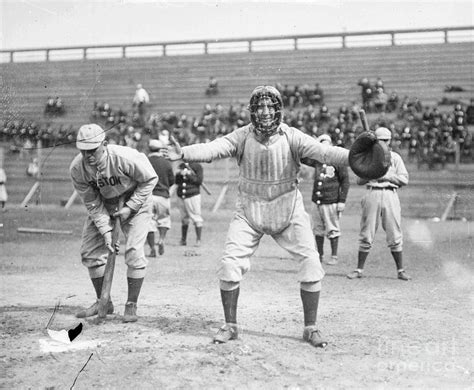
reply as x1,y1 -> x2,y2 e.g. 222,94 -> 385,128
237,127 -> 299,235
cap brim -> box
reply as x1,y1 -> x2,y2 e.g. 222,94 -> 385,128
76,140 -> 101,150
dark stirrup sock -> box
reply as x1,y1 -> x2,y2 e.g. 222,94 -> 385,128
300,290 -> 320,327
220,287 -> 240,324
127,277 -> 144,303
315,235 -> 324,257
357,251 -> 369,270
330,237 -> 339,257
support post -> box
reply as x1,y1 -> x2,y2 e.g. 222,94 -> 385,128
440,192 -> 458,221
64,190 -> 79,209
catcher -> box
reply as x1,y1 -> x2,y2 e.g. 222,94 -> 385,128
164,86 -> 388,347
70,124 -> 158,322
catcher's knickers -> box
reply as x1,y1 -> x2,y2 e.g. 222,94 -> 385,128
80,197 -> 152,272
358,188 -> 403,252
178,194 -> 203,227
217,195 -> 325,283
310,203 -> 341,239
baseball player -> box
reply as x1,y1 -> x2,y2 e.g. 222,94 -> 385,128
175,162 -> 204,247
147,139 -> 175,256
347,127 -> 411,281
302,134 -> 350,265
70,124 -> 158,322
164,86 -> 362,348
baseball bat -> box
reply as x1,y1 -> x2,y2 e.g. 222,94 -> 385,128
358,109 -> 371,132
97,205 -> 122,319
183,163 -> 212,195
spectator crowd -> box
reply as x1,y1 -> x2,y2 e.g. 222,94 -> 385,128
1,78 -> 473,169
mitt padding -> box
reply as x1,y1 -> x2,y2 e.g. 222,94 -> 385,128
349,132 -> 391,180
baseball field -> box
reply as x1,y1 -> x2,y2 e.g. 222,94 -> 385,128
1,167 -> 472,389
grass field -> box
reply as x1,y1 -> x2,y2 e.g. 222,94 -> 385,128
1,198 -> 472,388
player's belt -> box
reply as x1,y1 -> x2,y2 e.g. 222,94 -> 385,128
366,186 -> 396,191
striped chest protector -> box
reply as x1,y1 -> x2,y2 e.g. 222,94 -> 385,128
236,125 -> 299,235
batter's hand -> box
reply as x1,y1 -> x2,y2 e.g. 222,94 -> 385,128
103,231 -> 114,253
113,206 -> 132,221
336,202 -> 345,213
162,136 -> 183,161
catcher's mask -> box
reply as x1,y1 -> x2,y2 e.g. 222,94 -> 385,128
249,86 -> 283,136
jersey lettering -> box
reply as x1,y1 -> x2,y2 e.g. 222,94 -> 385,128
95,175 -> 123,188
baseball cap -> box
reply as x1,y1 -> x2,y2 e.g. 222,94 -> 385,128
149,139 -> 166,150
375,127 -> 392,141
76,124 -> 105,150
317,134 -> 332,144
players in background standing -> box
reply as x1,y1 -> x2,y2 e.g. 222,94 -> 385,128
70,124 -> 158,322
147,139 -> 175,257
175,162 -> 204,247
164,86 -> 361,348
347,127 -> 411,281
302,134 -> 350,265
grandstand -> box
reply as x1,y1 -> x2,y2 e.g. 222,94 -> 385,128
0,26 -> 473,216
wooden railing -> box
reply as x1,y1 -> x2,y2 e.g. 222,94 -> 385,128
1,26 -> 472,63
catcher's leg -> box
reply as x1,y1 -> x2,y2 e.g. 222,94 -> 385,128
301,282 -> 327,348
214,281 -> 240,344
213,214 -> 261,344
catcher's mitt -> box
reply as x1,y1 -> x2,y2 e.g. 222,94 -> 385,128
349,131 -> 391,180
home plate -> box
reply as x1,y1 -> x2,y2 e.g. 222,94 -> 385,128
39,338 -> 106,353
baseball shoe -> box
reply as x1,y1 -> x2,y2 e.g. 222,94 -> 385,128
158,242 -> 165,255
76,300 -> 114,318
195,240 -> 201,247
303,326 -> 327,348
397,270 -> 411,281
180,239 -> 187,246
213,323 -> 238,344
123,302 -> 138,323
149,248 -> 156,258
346,269 -> 364,279
326,256 -> 339,266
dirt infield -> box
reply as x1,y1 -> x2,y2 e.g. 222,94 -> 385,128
1,205 -> 472,389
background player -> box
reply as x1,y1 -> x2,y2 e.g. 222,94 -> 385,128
147,139 -> 175,256
70,124 -> 157,322
346,127 -> 411,281
302,134 -> 350,265
175,162 -> 204,247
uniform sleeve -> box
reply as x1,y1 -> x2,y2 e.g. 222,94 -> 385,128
70,160 -> 112,236
187,163 -> 203,185
337,167 -> 350,202
121,152 -> 158,211
182,127 -> 247,162
291,128 -> 350,167
383,153 -> 409,187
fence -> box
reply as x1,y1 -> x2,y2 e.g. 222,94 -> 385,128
1,26 -> 472,63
